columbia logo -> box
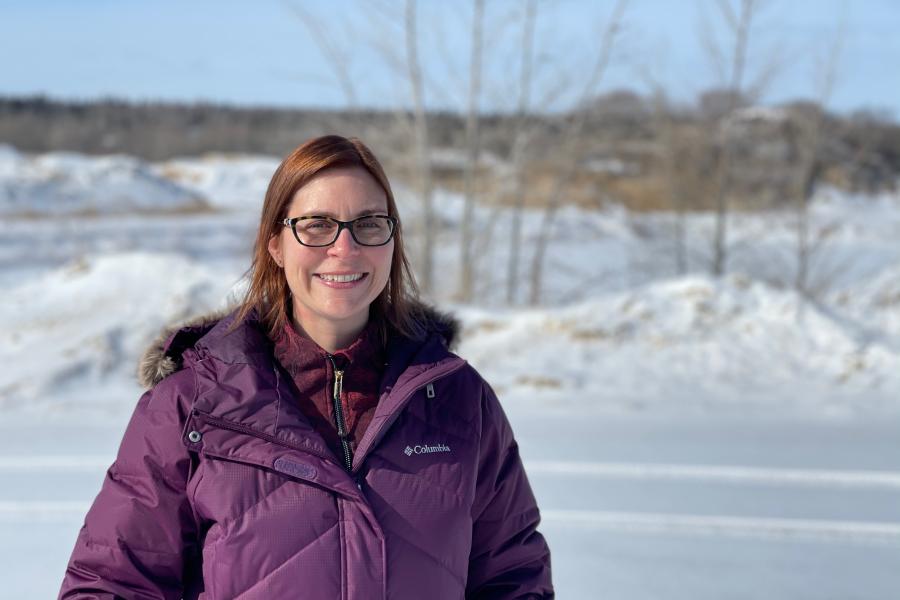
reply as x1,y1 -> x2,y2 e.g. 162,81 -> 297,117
404,443 -> 451,456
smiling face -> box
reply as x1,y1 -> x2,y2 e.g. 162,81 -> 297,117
267,166 -> 393,350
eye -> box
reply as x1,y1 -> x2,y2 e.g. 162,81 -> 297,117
357,217 -> 381,228
300,218 -> 334,231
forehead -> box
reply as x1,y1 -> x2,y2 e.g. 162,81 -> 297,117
288,167 -> 388,215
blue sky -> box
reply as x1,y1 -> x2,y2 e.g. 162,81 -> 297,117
1,0 -> 897,118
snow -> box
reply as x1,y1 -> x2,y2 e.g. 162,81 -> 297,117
152,153 -> 280,213
0,252 -> 237,415
3,414 -> 898,598
453,272 -> 900,416
1,149 -> 899,598
0,146 -> 209,216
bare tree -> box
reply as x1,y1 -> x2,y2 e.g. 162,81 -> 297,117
528,0 -> 629,305
705,0 -> 758,277
794,15 -> 845,318
459,0 -> 486,302
285,2 -> 360,111
405,0 -> 436,295
637,56 -> 691,277
505,0 -> 537,305
696,0 -> 784,278
659,97 -> 690,276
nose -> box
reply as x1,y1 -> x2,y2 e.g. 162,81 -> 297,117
327,226 -> 360,256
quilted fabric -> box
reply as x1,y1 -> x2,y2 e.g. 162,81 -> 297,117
58,307 -> 553,599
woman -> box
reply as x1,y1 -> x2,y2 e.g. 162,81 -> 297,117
59,135 -> 553,599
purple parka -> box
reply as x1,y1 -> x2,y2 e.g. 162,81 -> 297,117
59,306 -> 553,599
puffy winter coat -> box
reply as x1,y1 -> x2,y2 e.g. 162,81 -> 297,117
58,306 -> 553,599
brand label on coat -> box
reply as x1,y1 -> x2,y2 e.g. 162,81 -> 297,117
273,457 -> 317,480
404,443 -> 451,456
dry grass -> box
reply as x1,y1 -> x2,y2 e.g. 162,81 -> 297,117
4,199 -> 215,220
514,374 -> 562,389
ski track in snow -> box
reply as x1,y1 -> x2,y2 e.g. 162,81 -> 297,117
541,510 -> 900,544
526,460 -> 900,489
0,501 -> 89,521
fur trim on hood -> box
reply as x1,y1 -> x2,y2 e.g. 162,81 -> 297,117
137,303 -> 461,389
137,307 -> 233,390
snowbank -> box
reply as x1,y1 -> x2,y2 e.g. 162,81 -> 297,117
0,253 -> 240,414
455,274 -> 900,415
153,154 -> 280,213
0,146 -> 209,216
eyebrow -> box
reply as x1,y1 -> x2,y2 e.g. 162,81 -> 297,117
299,208 -> 388,219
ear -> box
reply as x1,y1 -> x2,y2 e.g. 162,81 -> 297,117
267,234 -> 283,268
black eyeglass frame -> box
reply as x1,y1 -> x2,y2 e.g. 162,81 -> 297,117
280,214 -> 398,247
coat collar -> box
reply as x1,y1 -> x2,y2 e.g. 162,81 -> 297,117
137,302 -> 460,390
139,302 -> 466,475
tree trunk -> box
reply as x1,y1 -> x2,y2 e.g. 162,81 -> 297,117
459,0 -> 485,302
710,0 -> 754,278
506,0 -> 537,305
405,0 -> 435,295
528,0 -> 628,305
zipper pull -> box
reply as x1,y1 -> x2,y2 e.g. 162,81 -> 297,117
333,369 -> 346,437
334,369 -> 344,398
326,353 -> 353,472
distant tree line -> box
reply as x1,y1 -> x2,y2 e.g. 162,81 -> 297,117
2,93 -> 897,201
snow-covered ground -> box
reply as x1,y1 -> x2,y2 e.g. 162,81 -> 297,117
1,149 -> 898,598
0,145 -> 209,216
3,413 -> 899,599
153,153 -> 280,213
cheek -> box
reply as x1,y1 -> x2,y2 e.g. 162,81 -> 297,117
375,247 -> 393,275
284,243 -> 319,269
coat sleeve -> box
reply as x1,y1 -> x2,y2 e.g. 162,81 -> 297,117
58,369 -> 201,600
465,380 -> 554,599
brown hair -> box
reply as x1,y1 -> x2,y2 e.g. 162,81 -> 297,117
233,135 -> 426,345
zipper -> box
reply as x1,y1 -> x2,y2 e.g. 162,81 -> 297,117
327,354 -> 354,474
351,358 -> 467,472
201,356 -> 466,490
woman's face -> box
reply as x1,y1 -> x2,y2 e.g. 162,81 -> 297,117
268,167 -> 394,343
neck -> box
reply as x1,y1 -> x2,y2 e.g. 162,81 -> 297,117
290,310 -> 368,354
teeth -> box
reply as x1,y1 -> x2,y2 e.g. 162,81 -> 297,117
318,273 -> 364,282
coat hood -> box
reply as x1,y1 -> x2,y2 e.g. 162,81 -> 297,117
137,302 -> 461,389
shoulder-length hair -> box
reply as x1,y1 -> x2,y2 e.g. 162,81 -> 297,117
233,135 -> 426,345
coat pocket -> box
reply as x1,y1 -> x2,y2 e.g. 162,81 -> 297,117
184,412 -> 347,599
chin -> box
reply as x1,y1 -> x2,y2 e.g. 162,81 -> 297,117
318,305 -> 370,324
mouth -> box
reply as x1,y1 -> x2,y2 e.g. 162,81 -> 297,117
315,272 -> 368,283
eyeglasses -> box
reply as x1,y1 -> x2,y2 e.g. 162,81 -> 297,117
281,215 -> 398,247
